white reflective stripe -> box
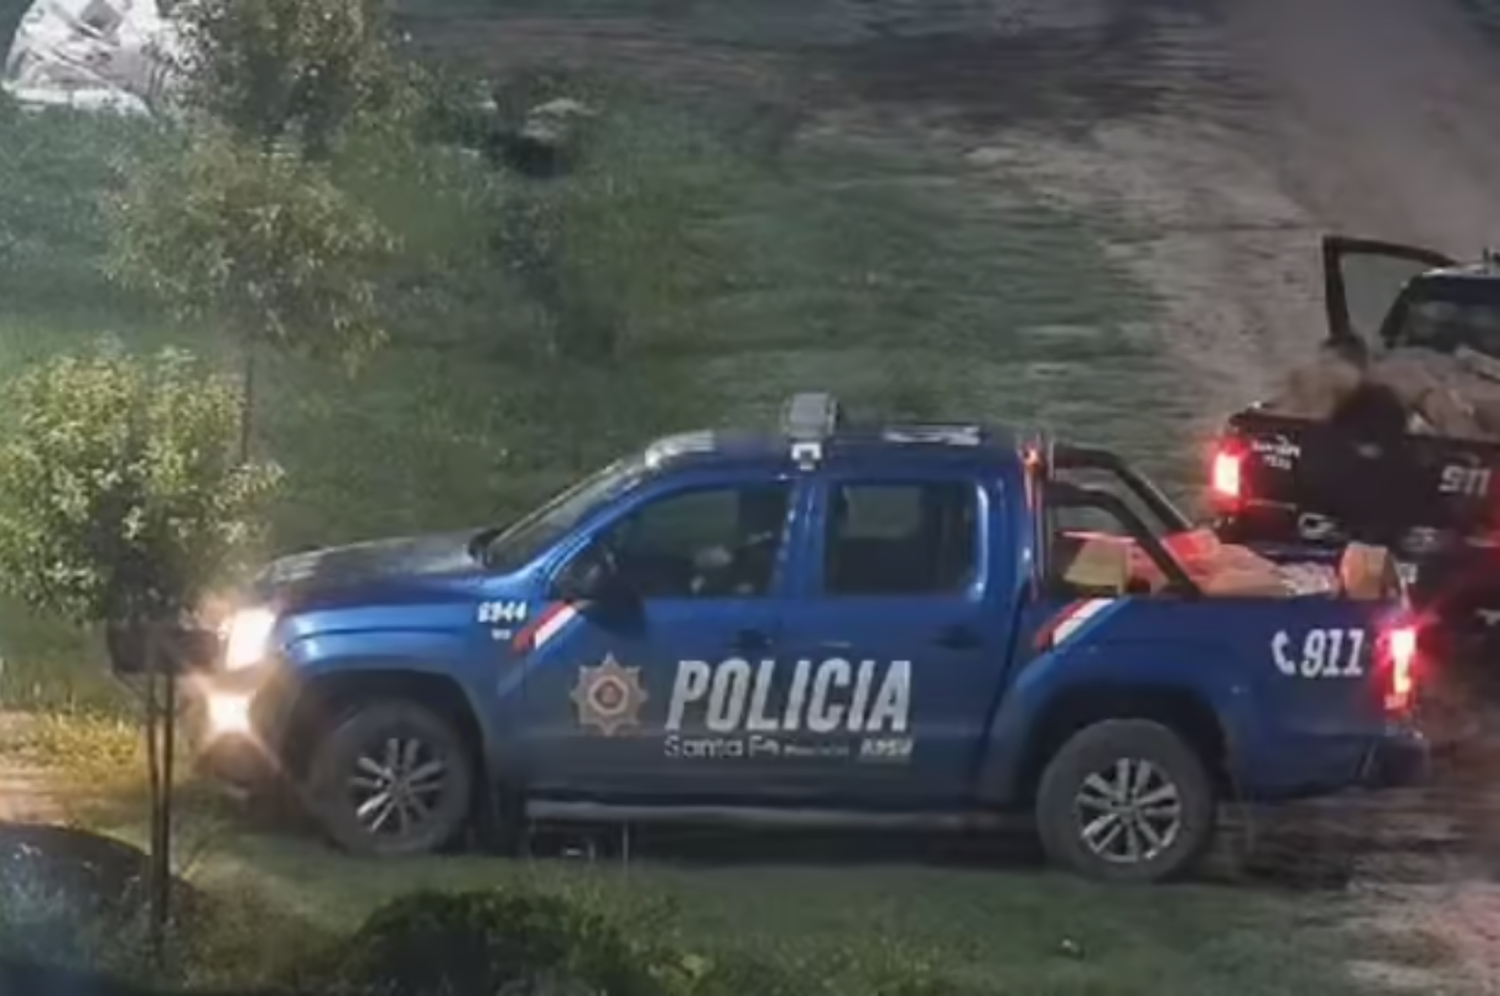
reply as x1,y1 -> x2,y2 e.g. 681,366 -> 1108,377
1053,598 -> 1113,645
532,604 -> 578,649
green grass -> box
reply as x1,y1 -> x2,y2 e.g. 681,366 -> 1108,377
60,819 -> 1383,996
0,700 -> 1438,996
0,72 -> 1181,711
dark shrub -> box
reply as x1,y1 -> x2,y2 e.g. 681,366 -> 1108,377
294,890 -> 666,996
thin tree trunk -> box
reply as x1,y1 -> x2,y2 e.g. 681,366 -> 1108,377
238,339 -> 257,463
143,623 -> 166,962
144,621 -> 178,963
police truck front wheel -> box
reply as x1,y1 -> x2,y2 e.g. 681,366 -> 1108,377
304,701 -> 476,858
1035,719 -> 1216,883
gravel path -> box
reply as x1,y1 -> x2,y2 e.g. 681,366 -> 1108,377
0,712 -> 61,824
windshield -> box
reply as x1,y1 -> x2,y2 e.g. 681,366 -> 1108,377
480,455 -> 651,572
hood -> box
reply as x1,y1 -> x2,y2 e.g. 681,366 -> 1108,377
252,530 -> 481,603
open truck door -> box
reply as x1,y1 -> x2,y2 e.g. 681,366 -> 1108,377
1322,235 -> 1455,345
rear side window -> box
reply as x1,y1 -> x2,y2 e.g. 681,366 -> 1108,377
822,482 -> 978,595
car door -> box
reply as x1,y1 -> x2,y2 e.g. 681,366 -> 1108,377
773,471 -> 1016,806
517,475 -> 800,800
1322,235 -> 1455,344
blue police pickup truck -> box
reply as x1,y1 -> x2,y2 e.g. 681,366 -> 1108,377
191,394 -> 1427,882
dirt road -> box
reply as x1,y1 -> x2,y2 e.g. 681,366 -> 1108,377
954,0 -> 1500,991
873,0 -> 1500,459
0,712 -> 61,824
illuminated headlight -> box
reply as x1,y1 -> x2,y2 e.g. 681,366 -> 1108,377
222,607 -> 277,671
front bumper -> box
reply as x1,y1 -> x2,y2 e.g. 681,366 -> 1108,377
194,728 -> 284,802
182,666 -> 297,808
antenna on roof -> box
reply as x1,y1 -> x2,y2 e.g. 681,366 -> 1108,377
781,392 -> 840,468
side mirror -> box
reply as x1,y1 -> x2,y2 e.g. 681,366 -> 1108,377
554,545 -> 634,605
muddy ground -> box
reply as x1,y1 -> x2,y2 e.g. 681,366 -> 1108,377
856,1 -> 1500,990
9,0 -> 1500,989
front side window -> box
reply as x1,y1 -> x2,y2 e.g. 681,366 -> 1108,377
599,483 -> 792,598
822,481 -> 978,595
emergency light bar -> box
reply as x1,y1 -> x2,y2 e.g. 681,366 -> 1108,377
782,392 -> 840,440
781,392 -> 840,467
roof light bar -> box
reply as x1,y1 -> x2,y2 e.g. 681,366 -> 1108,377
782,392 -> 840,440
781,392 -> 840,469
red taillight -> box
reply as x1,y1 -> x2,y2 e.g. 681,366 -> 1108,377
1211,446 -> 1242,501
1384,625 -> 1417,713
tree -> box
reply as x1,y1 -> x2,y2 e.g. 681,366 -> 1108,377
107,127 -> 398,454
0,342 -> 283,953
169,0 -> 416,158
0,343 -> 282,623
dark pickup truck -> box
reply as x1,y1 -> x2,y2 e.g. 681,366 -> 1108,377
1213,235 -> 1500,647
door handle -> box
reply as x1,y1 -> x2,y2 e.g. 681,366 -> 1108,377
935,625 -> 981,650
733,628 -> 772,652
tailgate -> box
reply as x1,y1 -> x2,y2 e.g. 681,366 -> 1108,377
1233,597 -> 1416,787
1219,408 -> 1500,548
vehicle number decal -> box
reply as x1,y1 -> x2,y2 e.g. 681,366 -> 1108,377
1439,464 -> 1493,497
477,600 -> 528,625
1271,627 -> 1366,679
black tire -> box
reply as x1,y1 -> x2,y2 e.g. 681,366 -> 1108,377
304,700 -> 476,858
1035,719 -> 1216,883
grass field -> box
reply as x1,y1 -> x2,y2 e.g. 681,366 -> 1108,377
179,831 -> 1390,996
0,43 -> 1172,713
0,3 -> 1412,994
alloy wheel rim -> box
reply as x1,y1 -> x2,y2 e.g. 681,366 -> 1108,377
348,734 -> 450,837
1073,757 -> 1183,864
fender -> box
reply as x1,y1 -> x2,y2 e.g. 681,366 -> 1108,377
287,628 -> 471,674
280,630 -> 509,771
974,638 -> 1260,806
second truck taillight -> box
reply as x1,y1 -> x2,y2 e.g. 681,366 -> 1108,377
1211,445 -> 1242,502
1383,624 -> 1418,714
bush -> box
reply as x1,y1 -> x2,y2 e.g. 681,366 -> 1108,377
108,129 -> 399,369
494,95 -> 743,363
171,0 -> 417,157
0,881 -> 998,996
293,890 -> 674,996
0,826 -> 202,985
281,889 -> 993,996
0,342 -> 282,625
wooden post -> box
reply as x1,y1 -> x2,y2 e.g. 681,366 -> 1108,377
143,622 -> 176,964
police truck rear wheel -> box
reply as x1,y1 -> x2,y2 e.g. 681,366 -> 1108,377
1036,719 -> 1215,883
305,701 -> 475,858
